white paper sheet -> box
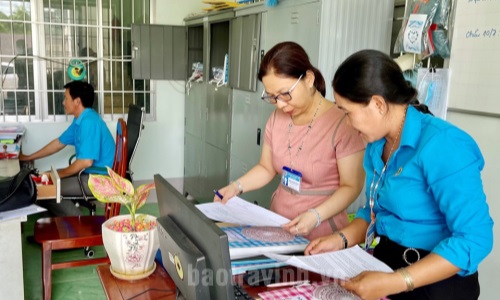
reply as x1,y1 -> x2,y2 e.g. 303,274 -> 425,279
0,204 -> 46,222
195,196 -> 290,226
265,245 -> 393,280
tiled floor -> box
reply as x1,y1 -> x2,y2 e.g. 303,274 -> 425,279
21,203 -> 160,300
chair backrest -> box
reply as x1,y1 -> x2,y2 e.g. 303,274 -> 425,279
105,118 -> 128,219
125,103 -> 144,182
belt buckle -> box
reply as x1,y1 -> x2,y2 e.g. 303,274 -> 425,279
402,247 -> 421,265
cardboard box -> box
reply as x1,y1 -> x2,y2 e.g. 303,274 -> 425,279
36,182 -> 56,200
36,168 -> 60,202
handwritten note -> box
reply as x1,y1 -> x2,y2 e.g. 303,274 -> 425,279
448,0 -> 500,115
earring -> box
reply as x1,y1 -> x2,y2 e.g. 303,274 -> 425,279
379,110 -> 384,115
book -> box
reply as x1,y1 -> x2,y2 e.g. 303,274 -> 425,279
221,225 -> 310,260
231,256 -> 289,275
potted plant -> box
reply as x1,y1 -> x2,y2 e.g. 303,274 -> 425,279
88,167 -> 159,280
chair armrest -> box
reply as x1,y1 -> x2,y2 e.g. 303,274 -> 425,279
68,154 -> 76,165
81,166 -> 107,174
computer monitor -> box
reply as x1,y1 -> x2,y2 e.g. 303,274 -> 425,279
154,175 -> 235,300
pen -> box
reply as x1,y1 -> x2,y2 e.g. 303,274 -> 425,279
266,280 -> 310,288
213,189 -> 224,200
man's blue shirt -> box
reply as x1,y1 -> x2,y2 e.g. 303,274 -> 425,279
59,108 -> 115,174
356,106 -> 493,276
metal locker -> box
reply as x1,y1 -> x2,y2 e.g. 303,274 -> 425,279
131,24 -> 186,80
205,84 -> 232,152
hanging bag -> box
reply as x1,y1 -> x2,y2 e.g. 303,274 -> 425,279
0,169 -> 37,212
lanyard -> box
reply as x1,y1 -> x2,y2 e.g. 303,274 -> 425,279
368,106 -> 408,222
368,166 -> 387,222
287,98 -> 323,169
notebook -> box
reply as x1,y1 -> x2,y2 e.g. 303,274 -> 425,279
221,225 -> 309,260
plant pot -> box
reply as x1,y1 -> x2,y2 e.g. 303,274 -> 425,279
102,214 -> 159,280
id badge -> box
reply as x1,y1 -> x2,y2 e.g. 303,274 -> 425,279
281,166 -> 302,192
364,220 -> 376,251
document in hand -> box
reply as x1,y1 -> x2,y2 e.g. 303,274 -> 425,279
196,196 -> 290,226
221,225 -> 310,260
265,245 -> 393,280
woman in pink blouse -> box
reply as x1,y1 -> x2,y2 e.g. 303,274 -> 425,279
215,42 -> 365,240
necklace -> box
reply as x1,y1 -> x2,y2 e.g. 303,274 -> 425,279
368,105 -> 408,221
287,97 -> 323,169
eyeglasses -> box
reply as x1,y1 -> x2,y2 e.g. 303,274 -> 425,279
261,74 -> 303,104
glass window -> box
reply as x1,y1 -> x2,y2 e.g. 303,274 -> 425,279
0,0 -> 152,122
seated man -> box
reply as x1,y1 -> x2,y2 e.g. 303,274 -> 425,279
19,81 -> 115,216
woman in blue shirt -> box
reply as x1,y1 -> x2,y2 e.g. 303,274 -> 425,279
305,49 -> 493,299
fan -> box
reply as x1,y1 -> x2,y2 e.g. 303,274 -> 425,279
67,59 -> 86,81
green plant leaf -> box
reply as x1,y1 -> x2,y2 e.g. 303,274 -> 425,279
88,175 -> 120,203
107,167 -> 134,195
135,183 -> 155,210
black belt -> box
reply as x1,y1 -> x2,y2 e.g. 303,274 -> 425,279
377,236 -> 430,266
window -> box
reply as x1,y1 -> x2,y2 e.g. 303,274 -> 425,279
0,0 -> 152,122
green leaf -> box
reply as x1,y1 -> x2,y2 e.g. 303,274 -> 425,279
108,167 -> 135,195
88,175 -> 120,203
135,183 -> 155,210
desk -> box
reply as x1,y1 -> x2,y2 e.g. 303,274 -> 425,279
97,264 -> 325,300
0,216 -> 25,300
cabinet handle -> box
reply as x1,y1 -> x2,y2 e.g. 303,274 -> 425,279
132,44 -> 139,59
257,128 -> 261,146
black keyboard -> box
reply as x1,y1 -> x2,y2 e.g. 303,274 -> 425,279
233,283 -> 254,300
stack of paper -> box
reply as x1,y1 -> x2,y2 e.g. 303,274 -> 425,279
196,196 -> 290,227
230,257 -> 288,275
202,0 -> 244,12
0,124 -> 24,159
196,197 -> 309,263
265,245 -> 393,280
222,225 -> 309,260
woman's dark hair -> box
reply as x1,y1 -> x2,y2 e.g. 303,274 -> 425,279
332,49 -> 431,114
64,81 -> 95,108
258,41 -> 326,97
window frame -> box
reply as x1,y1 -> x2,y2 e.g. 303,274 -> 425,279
0,0 -> 154,123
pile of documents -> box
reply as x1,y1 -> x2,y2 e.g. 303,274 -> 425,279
196,197 -> 309,274
196,196 -> 394,280
202,0 -> 244,12
0,124 -> 24,159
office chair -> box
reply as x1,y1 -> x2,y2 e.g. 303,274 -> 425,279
34,118 -> 127,300
64,103 -> 144,215
124,103 -> 145,182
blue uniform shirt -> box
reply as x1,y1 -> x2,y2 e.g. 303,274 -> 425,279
356,106 -> 493,276
59,108 -> 115,174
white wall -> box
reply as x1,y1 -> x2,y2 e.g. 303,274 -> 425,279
14,2 -> 500,296
447,112 -> 499,300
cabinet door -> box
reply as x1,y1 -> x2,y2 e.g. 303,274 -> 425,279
230,89 -> 261,163
202,144 -> 229,203
239,14 -> 261,91
131,24 -> 186,80
229,17 -> 242,88
205,84 -> 231,152
229,14 -> 261,91
185,83 -> 206,139
184,133 -> 204,199
131,25 -> 150,79
264,2 -> 321,64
